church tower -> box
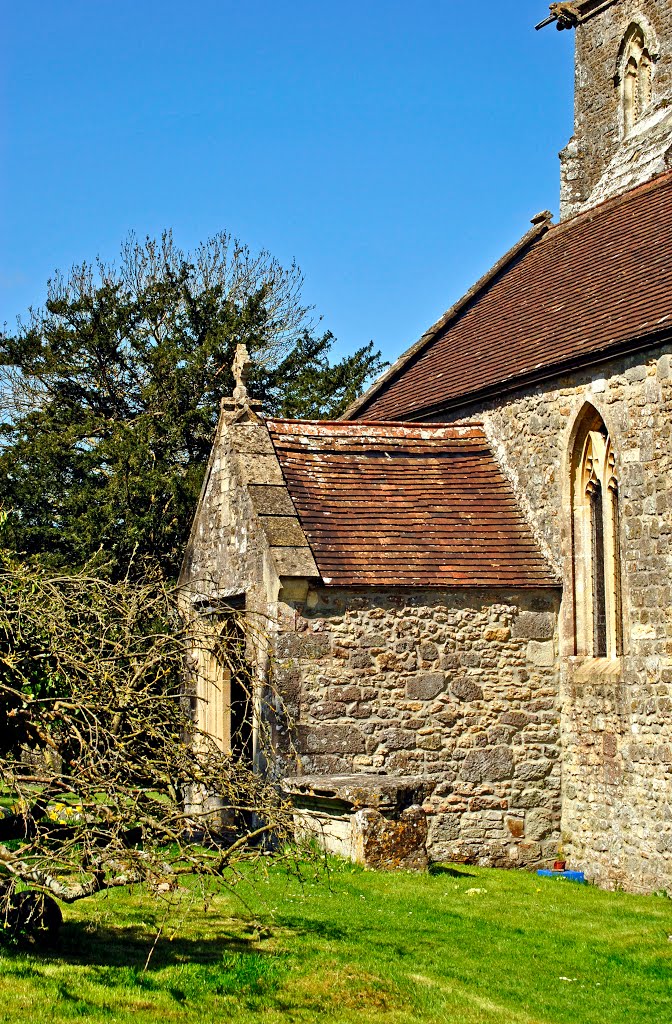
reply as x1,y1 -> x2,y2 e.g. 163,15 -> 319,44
554,0 -> 672,219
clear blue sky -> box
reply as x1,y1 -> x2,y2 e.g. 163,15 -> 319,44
1,1 -> 574,365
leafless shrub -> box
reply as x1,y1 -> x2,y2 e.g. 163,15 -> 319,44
0,547 -> 303,915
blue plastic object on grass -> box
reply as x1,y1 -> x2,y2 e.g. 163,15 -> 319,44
537,869 -> 586,884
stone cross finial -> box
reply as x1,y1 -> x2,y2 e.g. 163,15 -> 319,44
232,343 -> 251,405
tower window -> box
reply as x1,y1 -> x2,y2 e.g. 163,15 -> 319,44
620,25 -> 653,135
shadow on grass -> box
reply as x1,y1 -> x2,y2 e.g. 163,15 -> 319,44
0,918 -> 266,972
429,865 -> 476,878
1,922 -> 289,1012
269,915 -> 348,941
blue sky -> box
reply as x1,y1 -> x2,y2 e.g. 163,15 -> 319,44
1,1 -> 574,365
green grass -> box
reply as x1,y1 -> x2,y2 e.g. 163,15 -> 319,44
0,861 -> 670,1023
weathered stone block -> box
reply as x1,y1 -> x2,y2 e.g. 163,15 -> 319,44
351,805 -> 428,871
418,640 -> 439,660
274,665 -> 301,696
451,677 -> 483,702
469,795 -> 507,812
260,516 -> 307,547
386,750 -> 416,773
327,685 -> 361,702
512,612 -> 555,640
434,706 -> 459,726
656,354 -> 672,381
441,654 -> 460,670
360,632 -> 386,649
230,423 -> 276,455
512,787 -> 546,809
377,652 -> 408,671
526,640 -> 555,667
278,578 -> 309,602
273,547 -> 320,577
525,808 -> 555,842
299,753 -> 352,775
603,733 -> 617,758
483,627 -> 511,642
406,672 -> 445,700
382,728 -> 416,751
461,745 -> 514,783
625,366 -> 647,383
418,732 -> 442,750
514,759 -> 553,782
298,724 -> 366,755
350,702 -> 374,719
248,484 -> 297,516
276,632 -> 331,659
500,711 -> 530,730
505,816 -> 525,838
284,772 -> 434,811
517,841 -> 542,863
428,813 -> 462,844
239,453 -> 285,485
311,701 -> 345,720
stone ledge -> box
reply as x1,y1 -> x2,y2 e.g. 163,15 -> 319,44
282,773 -> 435,813
567,657 -> 623,682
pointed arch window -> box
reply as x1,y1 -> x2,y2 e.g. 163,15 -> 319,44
571,411 -> 622,658
620,24 -> 653,135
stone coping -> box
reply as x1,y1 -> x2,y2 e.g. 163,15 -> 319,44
282,774 -> 435,812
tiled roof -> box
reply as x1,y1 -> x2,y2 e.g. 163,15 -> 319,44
347,170 -> 672,421
266,419 -> 559,588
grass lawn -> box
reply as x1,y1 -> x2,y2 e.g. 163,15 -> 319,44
0,860 -> 670,1023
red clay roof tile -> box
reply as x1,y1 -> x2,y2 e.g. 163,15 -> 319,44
349,170 -> 672,421
266,419 -> 558,588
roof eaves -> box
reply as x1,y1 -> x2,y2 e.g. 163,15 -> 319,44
265,417 -> 486,438
321,578 -> 562,590
340,213 -> 553,422
386,325 -> 672,423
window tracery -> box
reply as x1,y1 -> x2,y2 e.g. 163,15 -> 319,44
571,410 -> 622,658
620,24 -> 653,135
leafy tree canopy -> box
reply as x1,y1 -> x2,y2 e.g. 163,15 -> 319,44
0,232 -> 384,577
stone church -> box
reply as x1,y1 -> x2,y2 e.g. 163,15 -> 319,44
181,0 -> 672,893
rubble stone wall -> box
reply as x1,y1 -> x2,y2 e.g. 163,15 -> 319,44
274,585 -> 561,868
429,342 -> 672,891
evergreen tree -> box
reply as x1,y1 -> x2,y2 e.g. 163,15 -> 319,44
0,232 -> 384,576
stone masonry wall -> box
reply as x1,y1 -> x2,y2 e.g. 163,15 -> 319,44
560,0 -> 672,218
429,342 -> 672,891
181,415 -> 271,606
274,586 -> 562,869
